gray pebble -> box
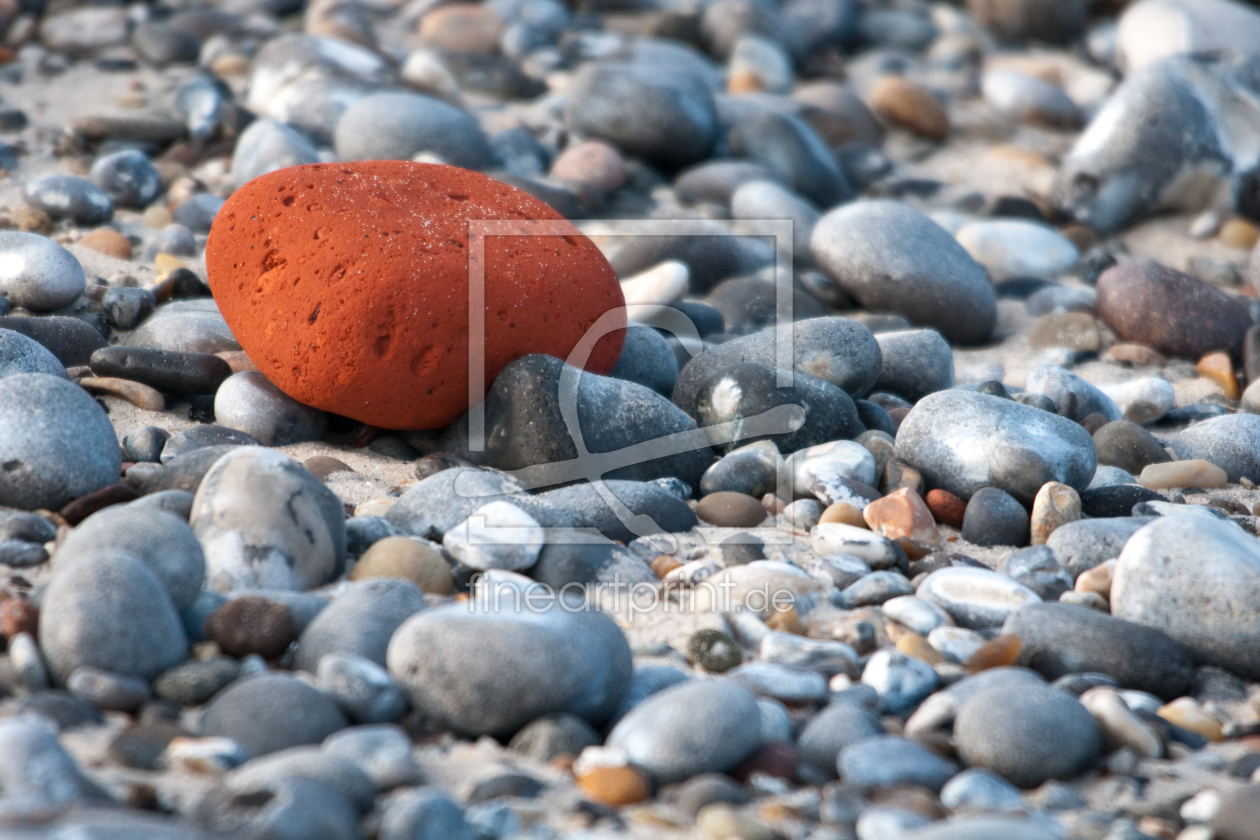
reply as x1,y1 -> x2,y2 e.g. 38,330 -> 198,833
214,371 -> 328,446
0,328 -> 66,378
23,175 -> 114,225
89,149 -> 162,208
66,666 -> 151,711
323,724 -> 421,790
996,546 -> 1073,601
838,735 -> 958,791
294,578 -> 426,672
200,673 -> 348,758
608,325 -> 679,395
873,329 -> 956,402
231,118 -> 321,188
334,91 -> 494,169
0,232 -> 86,311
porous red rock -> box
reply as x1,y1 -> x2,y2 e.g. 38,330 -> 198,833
206,161 -> 625,429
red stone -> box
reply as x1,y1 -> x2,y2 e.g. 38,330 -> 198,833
206,162 -> 625,430
925,489 -> 966,529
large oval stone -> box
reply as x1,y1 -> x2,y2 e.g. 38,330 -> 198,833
206,161 -> 625,429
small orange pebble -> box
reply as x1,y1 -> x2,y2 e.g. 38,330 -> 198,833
1196,351 -> 1240,399
925,488 -> 966,529
78,228 -> 132,259
650,555 -> 682,579
1219,217 -> 1260,251
870,76 -> 950,141
765,606 -> 804,635
896,632 -> 944,665
864,487 -> 940,545
820,502 -> 867,528
964,634 -> 1021,673
575,765 -> 651,807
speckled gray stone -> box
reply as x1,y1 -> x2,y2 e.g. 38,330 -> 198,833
200,673 -> 348,758
873,329 -> 955,402
334,91 -> 495,169
294,578 -> 426,672
125,299 -> 241,355
0,328 -> 66,378
894,389 -> 1097,505
89,149 -> 162,208
0,373 -> 121,510
23,175 -> 114,226
1044,517 -> 1149,577
1169,413 -> 1260,482
0,232 -> 87,311
1023,365 -> 1120,423
811,200 -> 997,345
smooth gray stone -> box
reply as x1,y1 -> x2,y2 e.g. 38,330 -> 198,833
378,787 -> 474,840
200,673 -> 348,758
873,329 -> 955,402
0,328 -> 66,378
214,371 -> 327,446
953,681 -> 1100,788
608,325 -> 679,395
334,91 -> 494,169
838,735 -> 958,792
317,653 -> 409,723
1023,365 -> 1121,423
39,549 -> 189,685
996,546 -> 1073,601
385,466 -> 568,542
322,724 -> 421,790
531,480 -> 698,543
1113,516 -> 1260,679
894,389 -> 1097,505
231,118 -> 320,188
197,776 -> 359,840
731,179 -> 819,260
387,592 -> 632,738
672,316 -> 882,415
0,718 -> 111,813
903,817 -> 1061,840
1004,602 -> 1195,700
0,232 -> 86,311
124,299 -> 241,355
1168,413 -> 1260,482
0,316 -> 106,366
1044,517 -> 1149,577
607,678 -> 761,783
209,745 -> 377,813
796,702 -> 885,782
23,175 -> 114,226
0,373 -> 121,511
56,505 -> 205,610
90,148 -> 162,208
811,200 -> 996,345
293,578 -> 426,672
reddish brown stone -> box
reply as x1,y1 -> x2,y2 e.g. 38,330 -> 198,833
925,489 -> 965,529
1097,260 -> 1252,360
204,596 -> 296,659
864,488 -> 939,545
206,162 -> 625,429
1,595 -> 38,639
730,740 -> 798,782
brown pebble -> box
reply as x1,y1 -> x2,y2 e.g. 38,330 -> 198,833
863,488 -> 939,545
925,489 -> 966,529
126,783 -> 161,811
761,493 -> 786,515
870,76 -> 950,141
1075,561 -> 1113,599
1030,481 -> 1081,545
78,228 -> 133,260
549,140 -> 627,194
1059,223 -> 1095,251
204,596 -> 297,660
576,765 -> 651,806
1196,351 -> 1240,399
819,502 -> 867,528
419,3 -> 503,54
888,406 -> 911,431
1106,343 -> 1167,367
59,482 -> 139,525
765,606 -> 804,635
78,376 -> 165,411
1219,217 -> 1260,251
730,741 -> 797,782
351,535 -> 455,595
11,205 -> 52,233
0,595 -> 38,639
1028,312 -> 1101,353
215,351 -> 259,374
964,633 -> 1021,673
414,452 -> 474,481
304,456 -> 354,481
651,555 -> 683,579
1079,413 -> 1109,435
694,492 -> 769,527
896,632 -> 944,665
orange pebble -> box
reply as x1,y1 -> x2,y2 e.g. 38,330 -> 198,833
1196,351 -> 1240,399
576,766 -> 651,807
925,489 -> 966,529
964,634 -> 1021,673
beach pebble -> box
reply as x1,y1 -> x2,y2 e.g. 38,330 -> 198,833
839,735 -> 959,792
173,193 -> 225,234
191,447 -> 347,592
0,373 -> 122,511
1116,0 -> 1260,73
700,441 -> 782,498
1004,603 -> 1194,699
90,346 -> 232,395
200,673 -> 348,758
731,180 -> 819,261
564,62 -> 716,170
895,390 -> 1097,505
442,501 -> 545,571
1045,517 -> 1148,577
728,111 -> 853,208
1023,366 -> 1120,424
334,92 -> 494,169
67,666 -> 151,711
812,201 -> 996,345
100,286 -> 155,330
956,220 -> 1080,280
231,119 -> 321,188
317,653 -> 408,724
206,162 -> 623,430
387,592 -> 631,737
607,679 -> 761,782
1113,516 -> 1260,679
0,232 -> 87,311
918,567 -> 1042,629
981,71 -> 1082,129
869,77 -> 950,141
1097,261 -> 1252,360
23,175 -> 114,226
89,149 -> 162,208
214,371 -> 328,446
1168,413 -> 1260,482
953,680 -> 1100,788
0,718 -> 109,814
861,649 -> 939,713
205,596 -> 297,659
873,330 -> 955,403
967,0 -> 1087,42
39,550 -> 189,684
997,547 -> 1073,600
960,487 -> 1029,547
125,299 -> 241,355
0,328 -> 66,378
608,325 -> 678,395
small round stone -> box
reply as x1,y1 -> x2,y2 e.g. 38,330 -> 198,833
961,487 -> 1030,547
334,92 -> 495,169
869,77 -> 950,141
23,175 -> 114,226
200,673 -> 348,758
694,492 -> 768,527
688,628 -> 743,673
89,149 -> 162,208
214,371 -> 327,446
205,596 -> 297,659
350,535 -> 454,594
926,489 -> 966,529
0,232 -> 87,311
77,228 -> 132,260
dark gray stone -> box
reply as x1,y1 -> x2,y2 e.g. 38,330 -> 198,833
796,702 -> 885,782
1044,517 -> 1148,577
873,329 -> 955,403
838,735 -> 958,792
996,546 -> 1073,601
334,91 -> 494,169
961,487 -> 1029,547
0,316 -> 105,366
23,175 -> 113,225
728,110 -> 853,207
200,673 -> 348,758
608,325 -> 679,395
89,345 -> 232,395
293,578 -> 426,672
89,149 -> 162,208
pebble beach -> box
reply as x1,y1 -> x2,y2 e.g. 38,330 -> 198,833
5,0 -> 1260,838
